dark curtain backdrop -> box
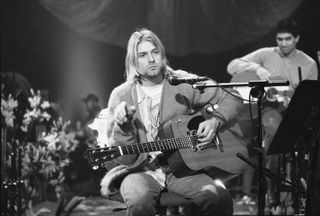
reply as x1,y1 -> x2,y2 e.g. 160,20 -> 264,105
2,0 -> 319,123
40,0 -> 303,56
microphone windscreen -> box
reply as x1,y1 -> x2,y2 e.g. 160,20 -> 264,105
168,76 -> 180,85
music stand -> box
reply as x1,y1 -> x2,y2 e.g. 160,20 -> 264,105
266,80 -> 320,215
267,80 -> 320,155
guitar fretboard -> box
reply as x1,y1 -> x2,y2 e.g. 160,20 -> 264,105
120,136 -> 195,154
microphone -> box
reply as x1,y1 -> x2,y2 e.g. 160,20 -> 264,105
168,76 -> 209,85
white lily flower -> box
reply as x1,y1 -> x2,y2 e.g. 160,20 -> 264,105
43,133 -> 59,151
41,101 -> 51,109
1,94 -> 18,128
41,111 -> 51,121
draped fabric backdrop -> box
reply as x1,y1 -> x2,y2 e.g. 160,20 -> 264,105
3,0 -> 318,122
40,0 -> 303,56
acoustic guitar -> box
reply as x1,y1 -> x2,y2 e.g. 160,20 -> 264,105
87,112 -> 249,178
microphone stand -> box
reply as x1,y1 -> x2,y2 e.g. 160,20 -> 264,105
193,79 -> 289,215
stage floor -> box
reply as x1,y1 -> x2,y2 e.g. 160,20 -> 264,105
32,195 -> 258,216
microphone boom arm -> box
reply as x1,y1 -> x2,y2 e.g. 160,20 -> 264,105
192,80 -> 290,89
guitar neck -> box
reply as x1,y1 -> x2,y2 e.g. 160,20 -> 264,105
119,136 -> 194,155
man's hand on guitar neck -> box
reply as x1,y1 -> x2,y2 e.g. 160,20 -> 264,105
196,117 -> 220,150
114,101 -> 136,125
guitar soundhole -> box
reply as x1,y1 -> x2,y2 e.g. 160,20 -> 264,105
187,115 -> 205,130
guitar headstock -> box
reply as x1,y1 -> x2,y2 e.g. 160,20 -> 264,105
86,146 -> 121,167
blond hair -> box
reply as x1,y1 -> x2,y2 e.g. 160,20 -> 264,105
125,28 -> 170,81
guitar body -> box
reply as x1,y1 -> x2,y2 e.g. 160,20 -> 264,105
159,113 -> 249,178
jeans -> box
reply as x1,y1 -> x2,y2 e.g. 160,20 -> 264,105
120,172 -> 233,216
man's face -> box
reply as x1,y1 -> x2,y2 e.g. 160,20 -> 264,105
276,32 -> 299,56
137,40 -> 163,82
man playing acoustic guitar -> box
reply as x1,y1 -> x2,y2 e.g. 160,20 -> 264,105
97,28 -> 244,216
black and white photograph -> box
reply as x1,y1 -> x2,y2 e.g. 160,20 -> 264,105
1,0 -> 319,215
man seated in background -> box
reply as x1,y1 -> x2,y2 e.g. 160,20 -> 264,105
227,18 -> 318,211
227,19 -> 318,88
